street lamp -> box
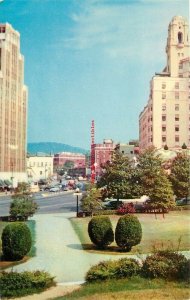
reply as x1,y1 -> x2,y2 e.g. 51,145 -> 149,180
73,188 -> 82,217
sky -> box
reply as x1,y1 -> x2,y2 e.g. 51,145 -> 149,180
0,0 -> 189,149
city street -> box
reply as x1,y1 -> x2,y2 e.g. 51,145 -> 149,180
0,191 -> 78,216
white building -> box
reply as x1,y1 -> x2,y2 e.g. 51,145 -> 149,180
0,23 -> 28,185
139,16 -> 190,150
27,154 -> 54,182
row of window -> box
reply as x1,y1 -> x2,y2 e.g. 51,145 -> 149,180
162,82 -> 180,89
162,92 -> 180,99
29,162 -> 52,167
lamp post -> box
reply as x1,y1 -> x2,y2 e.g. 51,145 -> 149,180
74,188 -> 82,217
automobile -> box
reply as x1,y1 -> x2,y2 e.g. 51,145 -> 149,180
175,197 -> 190,206
103,200 -> 123,210
49,186 -> 60,192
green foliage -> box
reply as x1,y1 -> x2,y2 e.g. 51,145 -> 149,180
164,145 -> 168,150
10,182 -> 38,221
0,270 -> 55,298
97,150 -> 133,199
182,143 -> 187,149
136,147 -> 174,209
85,258 -> 141,282
169,153 -> 190,199
88,216 -> 114,249
141,250 -> 189,280
115,215 -> 142,251
81,186 -> 103,212
10,198 -> 38,221
2,222 -> 32,260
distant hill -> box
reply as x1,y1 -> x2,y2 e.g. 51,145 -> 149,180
27,142 -> 88,155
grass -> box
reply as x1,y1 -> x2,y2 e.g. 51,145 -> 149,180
54,277 -> 190,300
70,211 -> 190,254
0,219 -> 36,269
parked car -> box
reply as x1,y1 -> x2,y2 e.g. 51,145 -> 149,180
103,200 -> 123,210
175,197 -> 190,206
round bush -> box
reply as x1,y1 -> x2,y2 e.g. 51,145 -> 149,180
88,216 -> 114,249
116,258 -> 141,278
142,250 -> 189,280
115,215 -> 142,251
2,222 -> 32,260
85,258 -> 141,282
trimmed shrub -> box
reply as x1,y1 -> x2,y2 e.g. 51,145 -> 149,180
115,258 -> 141,278
88,216 -> 114,249
85,258 -> 141,282
142,250 -> 190,280
0,271 -> 55,298
115,215 -> 142,251
2,222 -> 32,260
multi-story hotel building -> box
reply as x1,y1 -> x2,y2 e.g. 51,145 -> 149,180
139,16 -> 190,150
0,23 -> 28,186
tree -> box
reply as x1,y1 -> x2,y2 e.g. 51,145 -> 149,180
115,215 -> 142,251
81,186 -> 102,213
2,223 -> 32,260
88,216 -> 114,249
64,160 -> 74,169
169,153 -> 190,199
136,147 -> 174,210
97,149 -> 133,201
10,182 -> 38,221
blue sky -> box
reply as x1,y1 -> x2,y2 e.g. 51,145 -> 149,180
0,0 -> 189,149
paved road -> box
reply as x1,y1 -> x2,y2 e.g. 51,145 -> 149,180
0,192 -> 78,216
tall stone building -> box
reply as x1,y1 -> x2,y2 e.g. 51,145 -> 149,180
0,23 -> 28,185
139,16 -> 190,150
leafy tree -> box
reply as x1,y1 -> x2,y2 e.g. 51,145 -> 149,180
64,160 -> 74,169
136,147 -> 174,210
97,149 -> 133,201
169,153 -> 190,199
2,223 -> 32,260
115,215 -> 142,251
88,216 -> 114,249
10,182 -> 38,221
81,185 -> 103,213
182,143 -> 187,149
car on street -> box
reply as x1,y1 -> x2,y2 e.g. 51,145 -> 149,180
49,186 -> 60,192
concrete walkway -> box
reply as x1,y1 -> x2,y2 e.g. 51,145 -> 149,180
8,213 -> 133,283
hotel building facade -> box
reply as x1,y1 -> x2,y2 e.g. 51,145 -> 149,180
0,23 -> 28,186
139,16 -> 190,150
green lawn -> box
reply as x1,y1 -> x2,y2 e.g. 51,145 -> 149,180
70,211 -> 190,254
54,277 -> 190,300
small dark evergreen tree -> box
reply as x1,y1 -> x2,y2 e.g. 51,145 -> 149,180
88,216 -> 114,249
115,215 -> 142,251
2,223 -> 32,260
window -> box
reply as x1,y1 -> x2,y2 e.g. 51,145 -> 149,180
162,93 -> 166,99
162,136 -> 166,142
175,92 -> 179,99
175,82 -> 179,89
162,105 -> 166,111
175,115 -> 179,121
40,171 -> 42,175
175,125 -> 179,131
162,83 -> 166,89
162,115 -> 166,121
179,64 -> 183,69
175,136 -> 179,142
162,126 -> 166,132
175,104 -> 179,111
178,32 -> 183,43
